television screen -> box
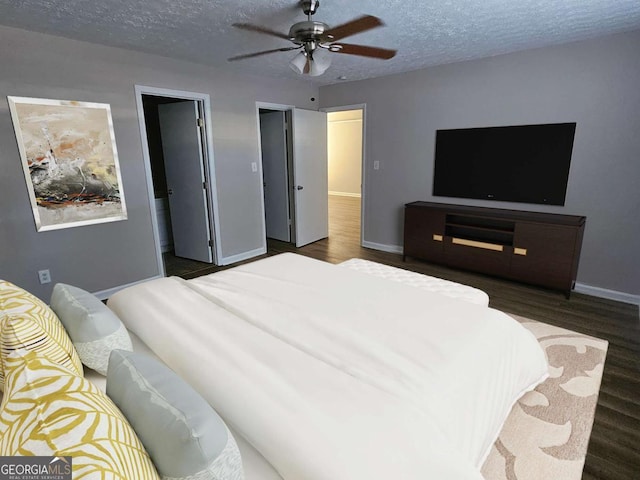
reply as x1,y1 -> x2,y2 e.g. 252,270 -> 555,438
432,123 -> 576,206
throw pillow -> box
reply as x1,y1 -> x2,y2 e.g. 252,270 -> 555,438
107,349 -> 244,480
0,349 -> 160,479
50,283 -> 133,375
0,280 -> 82,390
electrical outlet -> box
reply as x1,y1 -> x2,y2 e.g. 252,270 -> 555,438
38,269 -> 51,284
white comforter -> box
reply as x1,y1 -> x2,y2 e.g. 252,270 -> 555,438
108,253 -> 548,480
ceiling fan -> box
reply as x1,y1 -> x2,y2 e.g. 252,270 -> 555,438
228,0 -> 396,77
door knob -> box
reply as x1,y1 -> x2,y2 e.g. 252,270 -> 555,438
296,186 -> 304,190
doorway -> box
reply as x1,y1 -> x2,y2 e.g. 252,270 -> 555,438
325,106 -> 365,246
135,86 -> 221,277
256,104 -> 328,249
259,108 -> 295,244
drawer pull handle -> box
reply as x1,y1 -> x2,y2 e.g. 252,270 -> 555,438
514,247 -> 527,256
433,234 -> 443,242
452,237 -> 504,252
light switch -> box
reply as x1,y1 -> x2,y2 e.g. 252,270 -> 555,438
373,161 -> 380,170
251,162 -> 258,173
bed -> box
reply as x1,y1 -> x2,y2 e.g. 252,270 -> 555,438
107,253 -> 548,480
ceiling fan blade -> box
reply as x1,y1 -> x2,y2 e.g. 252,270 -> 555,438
232,23 -> 291,40
325,15 -> 384,41
228,46 -> 300,62
331,43 -> 396,60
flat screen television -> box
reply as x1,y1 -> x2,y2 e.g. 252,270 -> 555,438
432,123 -> 576,206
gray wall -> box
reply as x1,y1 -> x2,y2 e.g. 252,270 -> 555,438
320,30 -> 640,296
0,25 -> 318,299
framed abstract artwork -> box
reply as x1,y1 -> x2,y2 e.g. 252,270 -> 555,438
7,96 -> 127,231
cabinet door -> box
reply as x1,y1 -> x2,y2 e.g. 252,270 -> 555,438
510,223 -> 578,291
403,206 -> 445,261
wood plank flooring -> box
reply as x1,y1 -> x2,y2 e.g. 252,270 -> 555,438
164,195 -> 640,479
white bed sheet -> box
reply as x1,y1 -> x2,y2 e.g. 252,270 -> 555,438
108,253 -> 548,480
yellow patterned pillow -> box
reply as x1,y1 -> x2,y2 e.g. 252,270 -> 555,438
0,280 -> 82,390
0,350 -> 160,479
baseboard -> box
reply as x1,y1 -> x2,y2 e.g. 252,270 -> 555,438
219,247 -> 266,266
361,240 -> 403,254
94,275 -> 163,301
328,191 -> 361,198
574,283 -> 640,306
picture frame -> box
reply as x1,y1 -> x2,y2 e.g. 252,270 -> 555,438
7,96 -> 127,232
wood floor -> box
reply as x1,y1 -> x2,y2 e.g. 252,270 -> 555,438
164,195 -> 640,479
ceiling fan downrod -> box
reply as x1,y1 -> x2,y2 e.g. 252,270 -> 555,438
301,0 -> 320,19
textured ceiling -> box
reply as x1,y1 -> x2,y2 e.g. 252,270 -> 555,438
1,0 -> 639,85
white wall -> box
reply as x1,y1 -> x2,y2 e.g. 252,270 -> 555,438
327,110 -> 362,196
320,30 -> 640,298
0,25 -> 318,299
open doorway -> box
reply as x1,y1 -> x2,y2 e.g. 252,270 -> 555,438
135,86 -> 221,277
256,104 -> 328,249
326,107 -> 365,245
259,108 -> 295,244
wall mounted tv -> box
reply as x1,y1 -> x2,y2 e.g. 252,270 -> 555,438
432,122 -> 576,206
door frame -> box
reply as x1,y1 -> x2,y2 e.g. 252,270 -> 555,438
255,102 -> 296,251
321,104 -> 367,247
135,85 -> 222,275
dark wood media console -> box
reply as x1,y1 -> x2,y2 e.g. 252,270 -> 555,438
403,202 -> 586,296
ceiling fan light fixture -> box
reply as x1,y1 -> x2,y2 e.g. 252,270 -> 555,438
289,48 -> 331,76
308,48 -> 331,76
289,51 -> 308,74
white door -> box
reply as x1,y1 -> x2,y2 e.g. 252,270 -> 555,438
292,109 -> 328,247
260,111 -> 291,242
158,101 -> 213,263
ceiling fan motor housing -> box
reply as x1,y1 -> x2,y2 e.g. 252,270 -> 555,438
289,21 -> 331,44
